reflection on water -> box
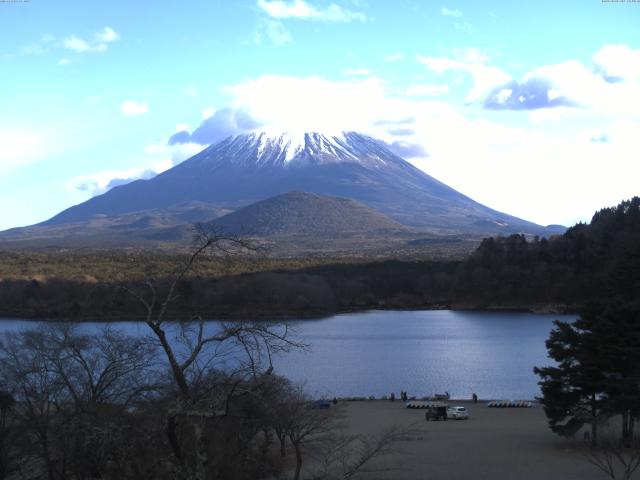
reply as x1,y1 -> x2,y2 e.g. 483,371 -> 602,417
0,310 -> 572,399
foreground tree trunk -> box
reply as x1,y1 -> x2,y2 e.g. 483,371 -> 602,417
293,442 -> 303,480
591,394 -> 598,447
623,411 -> 630,448
280,435 -> 287,457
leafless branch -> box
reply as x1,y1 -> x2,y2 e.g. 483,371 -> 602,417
583,430 -> 640,480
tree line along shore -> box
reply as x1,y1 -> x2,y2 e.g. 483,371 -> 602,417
0,197 -> 638,320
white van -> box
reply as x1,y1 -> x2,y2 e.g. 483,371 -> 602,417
447,406 -> 469,420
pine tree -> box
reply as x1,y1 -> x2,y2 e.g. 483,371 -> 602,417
535,302 -> 640,446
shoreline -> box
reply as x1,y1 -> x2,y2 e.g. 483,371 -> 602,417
0,303 -> 579,322
336,397 -> 540,403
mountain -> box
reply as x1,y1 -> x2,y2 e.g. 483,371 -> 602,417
0,202 -> 230,247
39,131 -> 561,237
211,191 -> 409,236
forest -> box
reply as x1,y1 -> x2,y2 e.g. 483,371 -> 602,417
0,197 -> 638,320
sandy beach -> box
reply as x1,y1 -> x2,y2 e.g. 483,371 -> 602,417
334,400 -> 606,480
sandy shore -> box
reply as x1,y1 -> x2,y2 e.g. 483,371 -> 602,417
335,400 -> 605,480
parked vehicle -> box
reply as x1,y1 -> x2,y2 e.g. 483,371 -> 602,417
424,404 -> 448,421
308,399 -> 332,409
447,406 -> 469,419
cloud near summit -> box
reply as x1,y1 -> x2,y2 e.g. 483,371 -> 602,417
168,108 -> 264,146
168,75 -> 404,147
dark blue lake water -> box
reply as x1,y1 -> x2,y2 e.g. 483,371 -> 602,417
0,310 -> 571,400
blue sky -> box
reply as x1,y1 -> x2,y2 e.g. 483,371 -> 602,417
1,0 -> 639,230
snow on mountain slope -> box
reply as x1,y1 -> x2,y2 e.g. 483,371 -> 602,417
183,131 -> 391,169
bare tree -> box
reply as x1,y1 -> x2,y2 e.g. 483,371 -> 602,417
583,426 -> 640,480
120,226 -> 299,398
286,394 -> 341,480
311,425 -> 414,480
1,327 -> 70,480
279,384 -> 414,480
0,389 -> 16,480
0,324 -> 159,480
119,225 -> 303,479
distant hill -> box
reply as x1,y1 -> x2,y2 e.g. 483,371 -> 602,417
211,191 -> 408,236
0,202 -> 229,248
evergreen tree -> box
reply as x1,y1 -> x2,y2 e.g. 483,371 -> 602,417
535,302 -> 640,446
534,317 -> 608,445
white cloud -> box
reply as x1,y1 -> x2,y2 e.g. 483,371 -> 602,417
120,100 -> 149,116
63,26 -> 119,53
175,123 -> 191,132
441,7 -> 462,17
144,143 -> 168,155
63,36 -> 95,53
0,130 -> 47,175
224,74 -> 390,133
170,143 -> 206,165
72,166 -> 159,196
418,54 -> 511,102
254,19 -> 293,46
18,27 -> 117,60
202,107 -> 216,119
96,26 -> 119,43
404,84 -> 450,97
495,88 -> 512,104
257,0 -> 367,22
71,139 -> 179,197
509,52 -> 640,117
258,0 -> 315,18
593,44 -> 640,82
143,140 -> 204,167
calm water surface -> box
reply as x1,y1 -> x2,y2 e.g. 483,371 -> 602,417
0,310 -> 572,400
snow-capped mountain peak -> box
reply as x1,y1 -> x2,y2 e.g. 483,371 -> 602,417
190,130 -> 395,169
39,129 -> 559,239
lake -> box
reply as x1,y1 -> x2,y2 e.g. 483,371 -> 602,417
0,310 -> 571,400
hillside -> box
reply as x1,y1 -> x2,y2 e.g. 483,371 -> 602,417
211,191 -> 409,236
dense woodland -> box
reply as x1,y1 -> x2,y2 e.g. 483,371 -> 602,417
0,197 -> 639,319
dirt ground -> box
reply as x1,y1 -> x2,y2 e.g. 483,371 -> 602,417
334,400 -> 609,480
